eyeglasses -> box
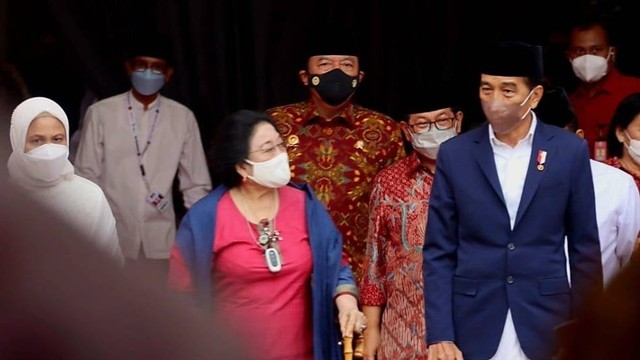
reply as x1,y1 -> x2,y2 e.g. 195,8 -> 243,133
249,140 -> 287,155
411,117 -> 456,132
131,59 -> 167,75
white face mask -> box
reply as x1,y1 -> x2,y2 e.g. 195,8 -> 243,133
23,143 -> 70,182
245,152 -> 291,188
410,126 -> 457,159
571,50 -> 611,83
625,131 -> 640,164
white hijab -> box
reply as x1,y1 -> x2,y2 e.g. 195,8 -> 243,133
7,97 -> 75,188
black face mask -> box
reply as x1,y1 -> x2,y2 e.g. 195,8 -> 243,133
308,68 -> 359,106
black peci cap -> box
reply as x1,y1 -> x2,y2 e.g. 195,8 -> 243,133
299,20 -> 361,67
123,32 -> 173,65
479,41 -> 544,81
396,80 -> 459,119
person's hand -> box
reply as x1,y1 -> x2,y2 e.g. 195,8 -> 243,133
428,342 -> 464,360
362,325 -> 380,360
338,306 -> 367,338
336,294 -> 367,338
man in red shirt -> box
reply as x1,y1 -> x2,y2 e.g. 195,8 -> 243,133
266,27 -> 404,280
566,16 -> 640,158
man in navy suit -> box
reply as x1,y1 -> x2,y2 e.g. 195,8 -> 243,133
423,41 -> 603,360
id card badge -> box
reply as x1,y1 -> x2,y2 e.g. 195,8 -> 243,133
146,191 -> 169,212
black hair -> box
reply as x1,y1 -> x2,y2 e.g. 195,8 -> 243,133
567,8 -> 614,45
607,92 -> 640,157
525,77 -> 545,90
209,110 -> 279,188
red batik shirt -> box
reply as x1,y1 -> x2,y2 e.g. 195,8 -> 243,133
267,100 -> 405,280
360,152 -> 432,360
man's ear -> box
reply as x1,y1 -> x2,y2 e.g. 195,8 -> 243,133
399,121 -> 412,142
455,111 -> 464,134
530,85 -> 544,109
609,46 -> 617,63
358,70 -> 365,83
124,60 -> 133,77
299,70 -> 309,86
164,67 -> 174,82
565,49 -> 573,62
575,129 -> 585,139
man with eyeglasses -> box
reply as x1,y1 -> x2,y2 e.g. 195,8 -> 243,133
359,82 -> 463,360
75,33 -> 212,283
566,13 -> 640,157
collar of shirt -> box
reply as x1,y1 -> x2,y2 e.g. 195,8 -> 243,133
407,151 -> 436,176
302,99 -> 356,128
128,90 -> 161,111
488,112 -> 538,150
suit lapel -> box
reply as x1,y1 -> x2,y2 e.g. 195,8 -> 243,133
473,124 -> 506,206
514,121 -> 555,227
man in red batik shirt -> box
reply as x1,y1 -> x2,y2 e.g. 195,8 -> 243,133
360,83 -> 463,360
266,26 -> 404,280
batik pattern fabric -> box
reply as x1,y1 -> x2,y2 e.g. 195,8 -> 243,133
360,152 -> 432,360
267,100 -> 405,279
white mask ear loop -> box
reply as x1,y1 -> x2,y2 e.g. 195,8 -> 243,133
625,131 -> 635,144
519,88 -> 535,107
519,88 -> 536,120
606,47 -> 614,61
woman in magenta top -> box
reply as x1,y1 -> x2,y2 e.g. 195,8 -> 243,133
168,110 -> 365,360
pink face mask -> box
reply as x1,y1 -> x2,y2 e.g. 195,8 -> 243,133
481,88 -> 535,134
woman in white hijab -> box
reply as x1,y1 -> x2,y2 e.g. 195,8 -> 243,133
7,97 -> 123,264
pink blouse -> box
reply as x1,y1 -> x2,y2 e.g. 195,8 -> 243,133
212,186 -> 313,360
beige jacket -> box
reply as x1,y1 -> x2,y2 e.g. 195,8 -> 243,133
75,91 -> 211,259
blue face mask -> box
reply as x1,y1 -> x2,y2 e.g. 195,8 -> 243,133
131,69 -> 165,96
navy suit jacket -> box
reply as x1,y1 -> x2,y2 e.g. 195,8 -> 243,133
423,120 -> 603,360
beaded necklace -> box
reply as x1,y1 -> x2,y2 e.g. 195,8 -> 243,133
235,189 -> 283,272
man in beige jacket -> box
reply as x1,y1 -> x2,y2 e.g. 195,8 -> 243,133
75,34 -> 211,283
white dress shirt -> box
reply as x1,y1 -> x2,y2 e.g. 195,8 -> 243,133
75,91 -> 212,259
565,160 -> 640,286
487,115 -> 537,360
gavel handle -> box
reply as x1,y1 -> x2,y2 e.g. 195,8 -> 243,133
343,336 -> 353,360
354,333 -> 364,357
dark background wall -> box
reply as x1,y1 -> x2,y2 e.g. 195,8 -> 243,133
4,0 -> 640,145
